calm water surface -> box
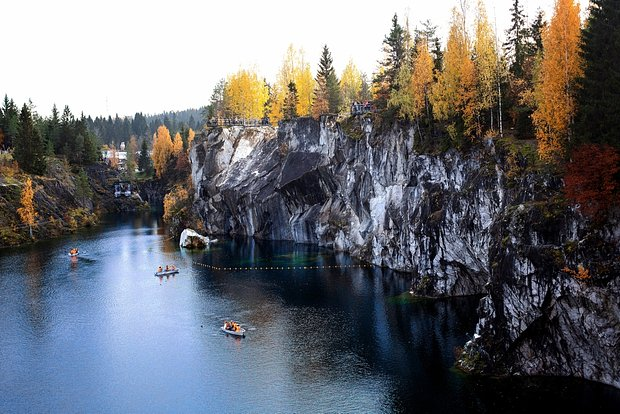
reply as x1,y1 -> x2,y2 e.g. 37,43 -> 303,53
1,213 -> 619,413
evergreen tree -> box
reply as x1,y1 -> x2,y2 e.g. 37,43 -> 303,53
283,81 -> 299,120
359,73 -> 371,101
373,14 -> 405,110
1,95 -> 19,149
416,20 -> 443,74
58,105 -> 74,156
14,104 -> 46,175
575,0 -> 620,148
504,0 -> 529,77
75,168 -> 93,205
138,137 -> 151,174
132,112 -> 148,137
313,45 -> 341,115
530,9 -> 546,53
44,104 -> 60,156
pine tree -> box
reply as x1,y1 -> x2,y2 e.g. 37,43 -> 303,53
575,0 -> 620,148
504,0 -> 529,77
313,45 -> 341,116
1,95 -> 19,149
283,82 -> 299,120
14,104 -> 46,175
44,104 -> 60,156
75,169 -> 93,205
138,138 -> 151,173
204,79 -> 227,120
58,105 -> 74,156
415,20 -> 443,73
530,9 -> 546,53
359,74 -> 371,101
373,14 -> 405,110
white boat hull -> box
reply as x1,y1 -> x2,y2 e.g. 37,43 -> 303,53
154,269 -> 179,276
221,326 -> 246,337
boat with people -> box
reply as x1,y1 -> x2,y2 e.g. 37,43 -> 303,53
154,265 -> 179,277
68,248 -> 79,257
221,320 -> 246,337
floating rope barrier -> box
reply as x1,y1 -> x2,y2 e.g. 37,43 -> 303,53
192,261 -> 373,272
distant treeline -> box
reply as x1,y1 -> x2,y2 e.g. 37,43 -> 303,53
87,108 -> 203,147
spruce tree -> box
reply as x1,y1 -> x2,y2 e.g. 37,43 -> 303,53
313,45 -> 341,115
504,0 -> 529,77
373,14 -> 405,110
138,137 -> 151,173
529,9 -> 546,53
283,82 -> 299,120
576,0 -> 620,148
1,95 -> 19,149
14,104 -> 46,175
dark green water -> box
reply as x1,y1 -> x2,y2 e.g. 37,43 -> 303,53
1,213 -> 618,413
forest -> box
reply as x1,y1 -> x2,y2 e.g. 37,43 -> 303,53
1,0 -> 618,222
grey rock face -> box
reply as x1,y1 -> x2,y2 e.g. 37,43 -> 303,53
190,117 -> 620,388
190,118 -> 505,296
466,201 -> 620,388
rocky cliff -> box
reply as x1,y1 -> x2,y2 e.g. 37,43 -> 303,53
189,117 -> 619,388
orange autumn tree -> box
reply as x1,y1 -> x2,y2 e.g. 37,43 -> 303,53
151,125 -> 174,179
410,38 -> 435,123
532,0 -> 583,162
432,7 -> 477,141
172,132 -> 183,156
473,0 -> 498,133
186,128 -> 196,152
17,177 -> 37,238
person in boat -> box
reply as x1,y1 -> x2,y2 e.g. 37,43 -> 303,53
157,266 -> 163,273
165,265 -> 169,271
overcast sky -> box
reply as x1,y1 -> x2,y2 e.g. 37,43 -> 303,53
1,0 -> 589,118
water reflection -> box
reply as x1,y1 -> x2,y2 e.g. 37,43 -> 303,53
23,249 -> 47,334
0,213 -> 618,413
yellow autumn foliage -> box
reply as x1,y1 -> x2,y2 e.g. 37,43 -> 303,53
532,0 -> 583,162
17,177 -> 37,238
224,68 -> 268,119
151,125 -> 173,179
163,185 -> 189,223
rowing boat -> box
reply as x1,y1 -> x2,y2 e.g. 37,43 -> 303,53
154,269 -> 179,276
221,323 -> 246,337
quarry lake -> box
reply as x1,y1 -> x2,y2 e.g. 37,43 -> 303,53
1,213 -> 618,413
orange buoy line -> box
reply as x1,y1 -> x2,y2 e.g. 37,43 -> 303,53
191,261 -> 373,272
